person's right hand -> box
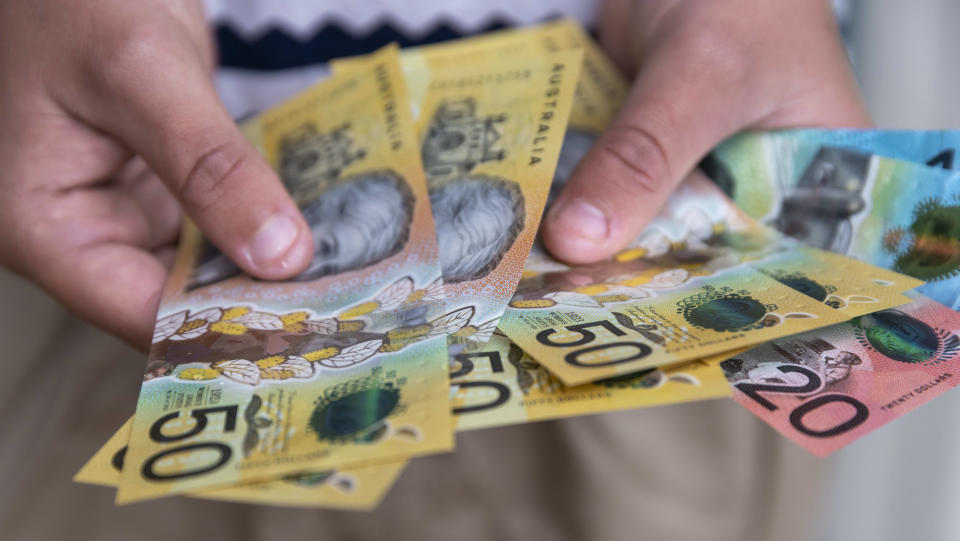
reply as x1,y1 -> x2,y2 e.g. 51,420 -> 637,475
0,0 -> 315,347
541,0 -> 869,264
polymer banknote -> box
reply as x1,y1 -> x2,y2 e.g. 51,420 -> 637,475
708,129 -> 960,229
407,50 -> 582,336
710,133 -> 960,309
707,128 -> 960,206
723,293 -> 960,456
498,173 -> 920,385
450,334 -> 730,430
77,419 -> 406,510
118,46 -> 458,504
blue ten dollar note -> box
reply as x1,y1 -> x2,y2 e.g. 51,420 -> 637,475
709,130 -> 960,309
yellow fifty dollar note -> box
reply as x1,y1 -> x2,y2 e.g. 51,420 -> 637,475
450,334 -> 730,430
408,50 -> 582,336
77,419 -> 405,510
119,46 -> 457,503
500,264 -> 850,385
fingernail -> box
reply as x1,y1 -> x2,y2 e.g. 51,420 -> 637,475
550,199 -> 610,241
247,212 -> 300,269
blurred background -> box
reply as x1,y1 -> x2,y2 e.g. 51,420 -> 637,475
1,1 -> 958,539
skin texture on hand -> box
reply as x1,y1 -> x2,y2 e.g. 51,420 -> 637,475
0,0 -> 314,347
542,0 -> 872,264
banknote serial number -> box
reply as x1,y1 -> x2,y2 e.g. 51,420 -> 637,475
374,61 -> 403,151
428,69 -> 532,90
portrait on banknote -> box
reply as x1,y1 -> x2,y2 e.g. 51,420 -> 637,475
189,123 -> 415,289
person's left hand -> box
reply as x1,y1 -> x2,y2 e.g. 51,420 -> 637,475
542,0 -> 871,263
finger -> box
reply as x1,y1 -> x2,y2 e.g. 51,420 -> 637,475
31,184 -> 170,252
115,158 -> 182,249
38,242 -> 167,349
542,11 -> 869,264
0,186 -> 174,348
73,31 -> 313,281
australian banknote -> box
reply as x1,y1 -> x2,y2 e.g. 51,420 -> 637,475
710,133 -> 960,309
118,46 -> 462,504
450,333 -> 730,430
408,50 -> 582,337
77,419 -> 406,510
706,128 -> 960,206
722,293 -> 960,456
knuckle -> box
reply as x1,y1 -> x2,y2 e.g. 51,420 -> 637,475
87,24 -> 174,91
177,141 -> 248,214
675,23 -> 752,87
594,124 -> 672,196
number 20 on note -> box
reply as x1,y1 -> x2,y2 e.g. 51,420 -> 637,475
735,364 -> 869,438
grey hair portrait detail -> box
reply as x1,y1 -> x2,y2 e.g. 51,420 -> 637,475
187,170 -> 414,289
431,175 -> 525,283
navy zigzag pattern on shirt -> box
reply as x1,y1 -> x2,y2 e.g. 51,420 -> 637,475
214,17 -> 550,70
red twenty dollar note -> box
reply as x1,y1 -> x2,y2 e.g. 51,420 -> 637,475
722,294 -> 960,456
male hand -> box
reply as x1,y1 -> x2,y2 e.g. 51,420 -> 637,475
542,0 -> 871,262
0,0 -> 314,347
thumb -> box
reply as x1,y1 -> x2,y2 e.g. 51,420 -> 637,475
83,38 -> 313,280
541,39 -> 752,264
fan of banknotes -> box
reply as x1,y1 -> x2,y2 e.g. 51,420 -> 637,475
73,19 -> 960,510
